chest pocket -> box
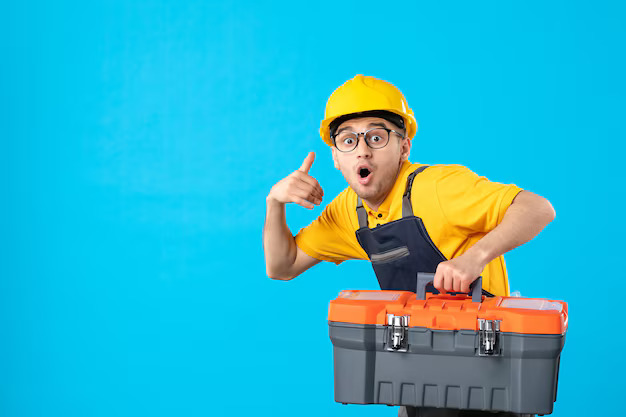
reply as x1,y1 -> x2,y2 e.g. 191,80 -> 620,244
355,165 -> 448,291
370,246 -> 410,264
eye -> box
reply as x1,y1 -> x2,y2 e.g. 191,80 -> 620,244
370,135 -> 382,143
342,137 -> 354,145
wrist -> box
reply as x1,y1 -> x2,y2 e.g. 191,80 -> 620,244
464,242 -> 493,270
266,194 -> 285,210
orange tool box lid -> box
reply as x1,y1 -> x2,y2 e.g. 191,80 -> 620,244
328,289 -> 568,336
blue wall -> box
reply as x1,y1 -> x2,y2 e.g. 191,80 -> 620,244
1,1 -> 623,415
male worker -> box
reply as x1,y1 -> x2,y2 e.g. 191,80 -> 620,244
263,75 -> 555,416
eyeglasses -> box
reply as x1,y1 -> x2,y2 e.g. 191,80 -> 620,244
331,127 -> 404,153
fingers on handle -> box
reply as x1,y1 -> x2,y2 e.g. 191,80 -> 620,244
298,151 -> 315,174
433,268 -> 445,294
443,273 -> 454,293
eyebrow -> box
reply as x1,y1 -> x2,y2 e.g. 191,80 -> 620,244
335,122 -> 389,135
335,125 -> 353,135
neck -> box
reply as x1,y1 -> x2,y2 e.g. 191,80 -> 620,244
362,160 -> 405,212
363,197 -> 384,212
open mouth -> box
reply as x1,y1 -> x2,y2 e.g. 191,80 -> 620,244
357,166 -> 373,185
359,168 -> 371,179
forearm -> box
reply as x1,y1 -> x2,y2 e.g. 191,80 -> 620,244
263,198 -> 299,280
464,191 -> 556,266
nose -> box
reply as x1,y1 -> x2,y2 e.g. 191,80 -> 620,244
355,134 -> 372,158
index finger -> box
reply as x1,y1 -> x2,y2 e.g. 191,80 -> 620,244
298,151 -> 315,174
433,266 -> 446,294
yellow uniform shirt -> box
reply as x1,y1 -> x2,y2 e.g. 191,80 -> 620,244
295,160 -> 523,296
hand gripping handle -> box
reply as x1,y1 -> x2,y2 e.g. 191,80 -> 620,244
416,272 -> 483,303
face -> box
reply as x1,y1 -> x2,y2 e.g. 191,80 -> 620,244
331,117 -> 411,208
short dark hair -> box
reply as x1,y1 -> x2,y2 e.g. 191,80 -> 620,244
329,110 -> 406,138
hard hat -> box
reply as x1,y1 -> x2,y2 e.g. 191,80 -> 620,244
319,75 -> 417,146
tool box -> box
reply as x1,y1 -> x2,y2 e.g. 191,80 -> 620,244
328,273 -> 568,415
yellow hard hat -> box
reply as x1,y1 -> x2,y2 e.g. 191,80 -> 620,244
319,75 -> 417,146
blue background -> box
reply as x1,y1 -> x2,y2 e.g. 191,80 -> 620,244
1,1 -> 624,416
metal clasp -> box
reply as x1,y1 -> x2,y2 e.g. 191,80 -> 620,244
386,314 -> 409,352
478,319 -> 502,356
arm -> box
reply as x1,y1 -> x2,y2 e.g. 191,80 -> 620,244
264,199 -> 321,280
264,152 -> 323,280
434,190 -> 556,293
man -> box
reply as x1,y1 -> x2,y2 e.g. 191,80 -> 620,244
263,75 -> 555,416
264,74 -> 553,294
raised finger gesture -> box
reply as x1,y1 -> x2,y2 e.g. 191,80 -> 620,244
268,152 -> 324,209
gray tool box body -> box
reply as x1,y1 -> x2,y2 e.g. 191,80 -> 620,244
330,322 -> 564,414
327,275 -> 568,415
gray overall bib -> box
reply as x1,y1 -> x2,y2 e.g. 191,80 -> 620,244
354,166 -> 532,417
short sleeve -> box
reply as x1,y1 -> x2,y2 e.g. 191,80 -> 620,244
434,165 -> 523,234
294,191 -> 367,264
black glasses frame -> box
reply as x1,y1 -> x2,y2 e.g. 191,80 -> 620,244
331,127 -> 405,153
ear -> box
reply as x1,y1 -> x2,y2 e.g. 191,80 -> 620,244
331,147 -> 340,169
400,137 -> 412,161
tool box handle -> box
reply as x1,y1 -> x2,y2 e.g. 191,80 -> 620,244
416,272 -> 483,303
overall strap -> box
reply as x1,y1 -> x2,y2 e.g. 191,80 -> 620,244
356,196 -> 368,228
357,165 -> 430,228
402,165 -> 430,218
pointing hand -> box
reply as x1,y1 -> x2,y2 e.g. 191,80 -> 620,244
268,152 -> 324,209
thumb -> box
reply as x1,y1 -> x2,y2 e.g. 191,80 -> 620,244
298,151 -> 315,174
